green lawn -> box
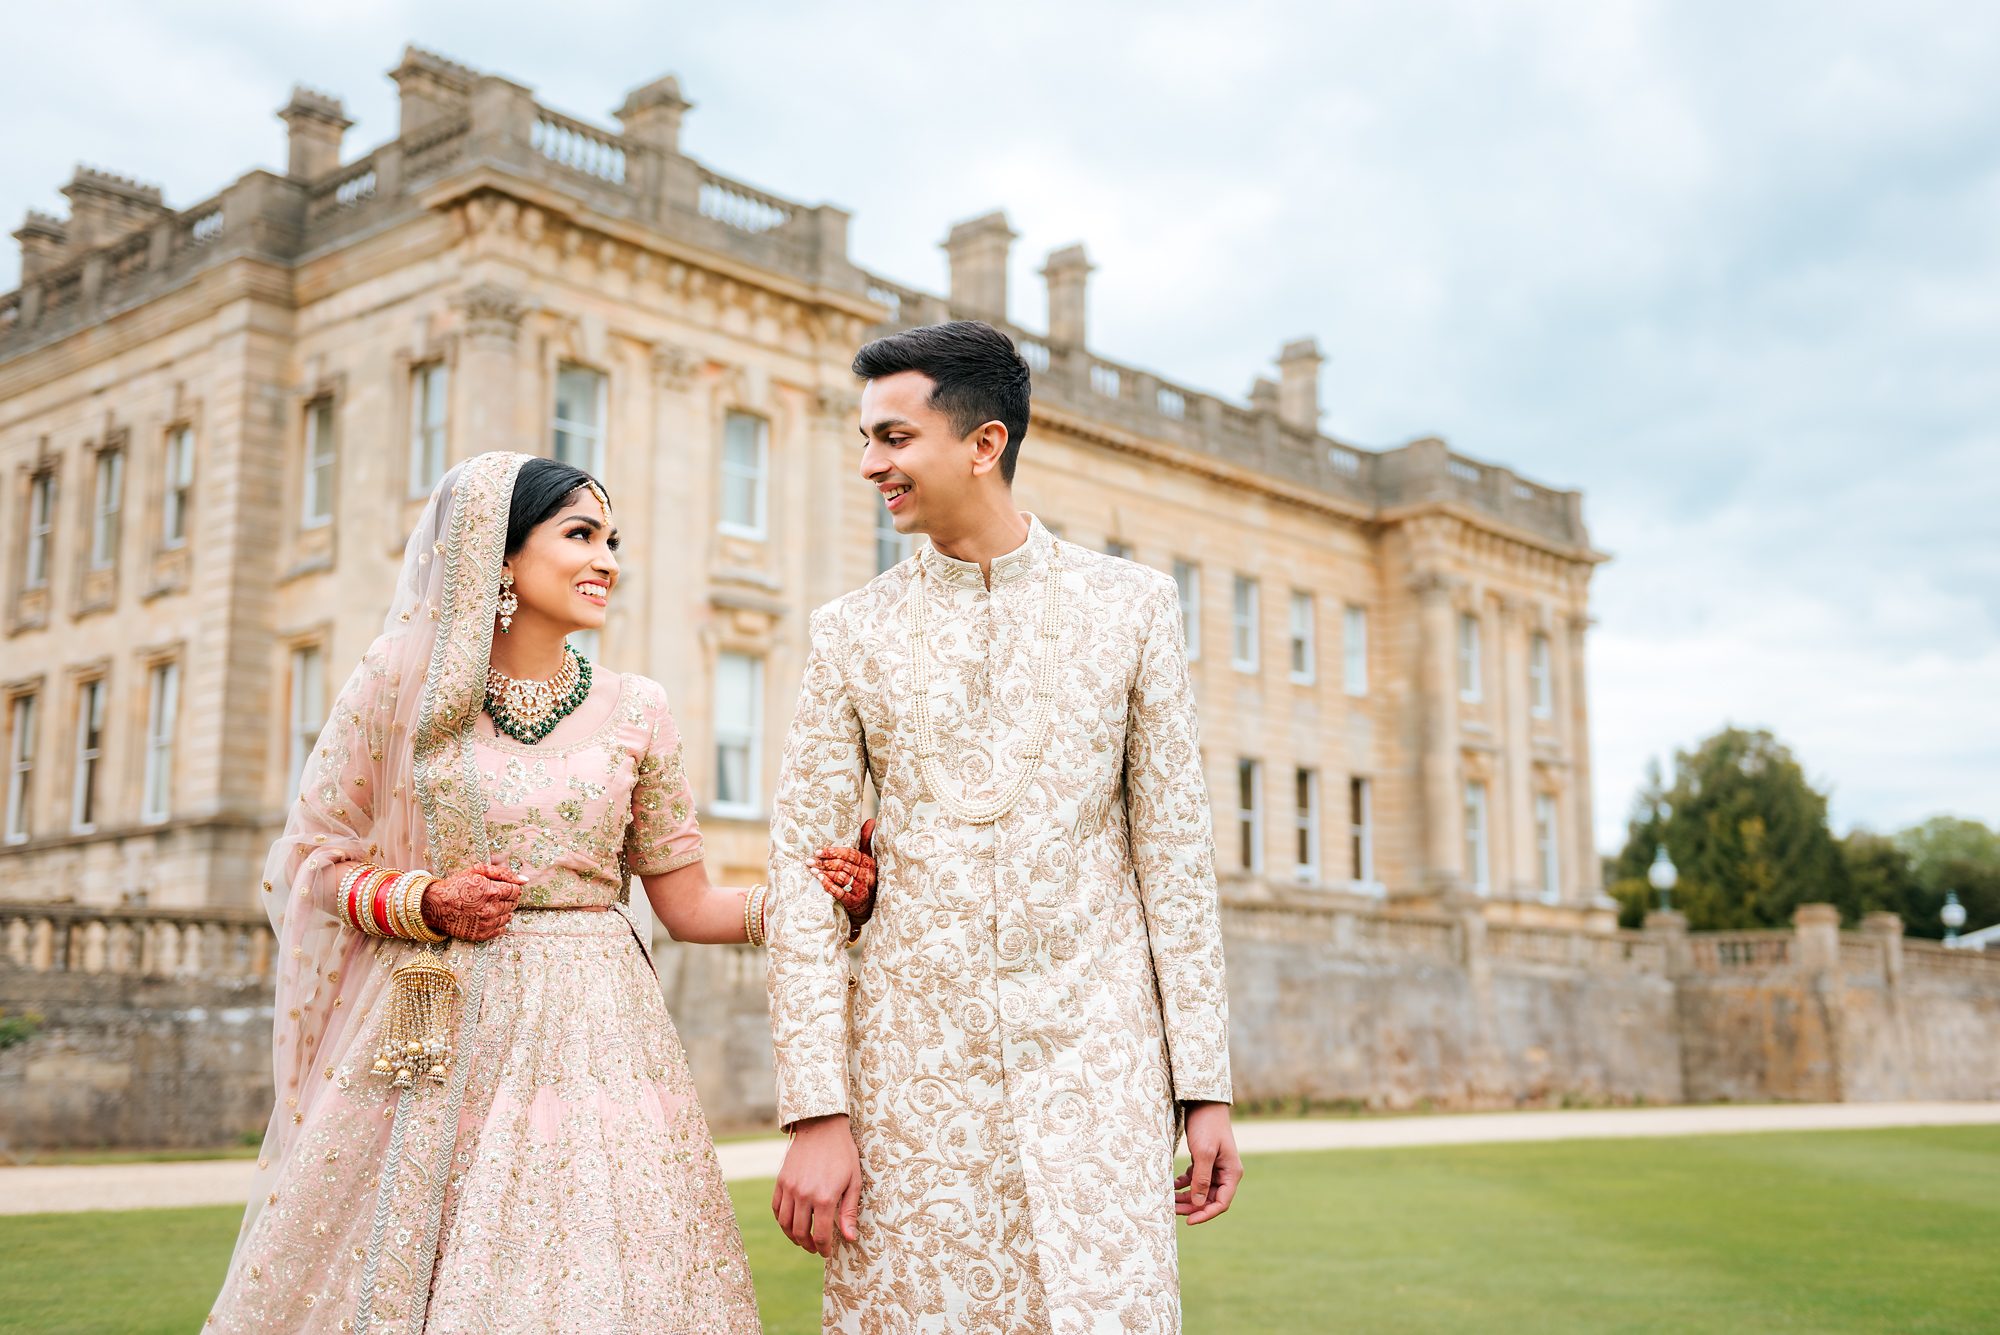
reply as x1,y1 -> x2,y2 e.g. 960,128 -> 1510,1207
4,1127 -> 1995,1334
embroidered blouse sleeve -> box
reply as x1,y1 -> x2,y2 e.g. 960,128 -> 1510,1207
624,682 -> 705,876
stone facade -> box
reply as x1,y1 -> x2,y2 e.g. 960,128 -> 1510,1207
0,44 -> 1604,934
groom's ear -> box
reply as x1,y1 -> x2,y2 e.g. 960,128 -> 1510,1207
967,420 -> 1011,480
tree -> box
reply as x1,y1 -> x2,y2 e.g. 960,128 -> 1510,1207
1610,727 -> 1848,930
1890,816 -> 2000,939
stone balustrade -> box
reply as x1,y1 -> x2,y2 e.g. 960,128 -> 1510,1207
0,78 -> 860,364
0,900 -> 273,982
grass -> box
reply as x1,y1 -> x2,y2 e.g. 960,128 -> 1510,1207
3,1127 -> 1995,1334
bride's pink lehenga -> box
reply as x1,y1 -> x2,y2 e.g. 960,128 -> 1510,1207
207,452 -> 760,1334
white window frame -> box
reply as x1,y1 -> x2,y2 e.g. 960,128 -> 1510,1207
409,362 -> 451,498
1529,632 -> 1553,719
1536,792 -> 1561,904
713,652 -> 764,818
1288,591 -> 1315,684
1293,767 -> 1319,886
287,646 -> 326,805
90,449 -> 123,570
718,412 -> 769,541
1105,540 -> 1133,561
1349,775 -> 1377,891
1236,758 -> 1263,873
1464,780 -> 1490,894
141,661 -> 178,824
566,628 -> 601,662
876,499 -> 911,574
1173,561 -> 1200,661
1231,576 -> 1259,672
1343,605 -> 1368,696
302,398 -> 336,528
5,694 -> 35,844
71,679 -> 106,834
1458,612 -> 1483,702
162,427 -> 194,549
552,364 -> 607,477
25,472 -> 55,590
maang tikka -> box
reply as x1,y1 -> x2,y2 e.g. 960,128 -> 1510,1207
498,571 -> 518,633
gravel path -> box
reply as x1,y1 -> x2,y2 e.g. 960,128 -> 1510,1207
6,1101 -> 1996,1215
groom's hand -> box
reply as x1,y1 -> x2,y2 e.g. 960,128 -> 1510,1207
1176,1101 -> 1243,1225
773,1113 -> 861,1257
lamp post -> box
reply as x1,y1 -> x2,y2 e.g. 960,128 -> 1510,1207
1941,892 -> 1966,947
1648,845 -> 1678,914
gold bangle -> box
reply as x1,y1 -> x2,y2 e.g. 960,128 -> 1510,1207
404,873 -> 445,943
745,884 -> 768,948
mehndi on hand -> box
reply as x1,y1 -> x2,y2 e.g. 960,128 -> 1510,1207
420,862 -> 528,942
811,818 -> 877,927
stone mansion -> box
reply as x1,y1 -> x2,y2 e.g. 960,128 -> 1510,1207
0,45 -> 1609,927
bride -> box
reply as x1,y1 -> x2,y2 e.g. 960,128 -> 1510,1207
208,451 -> 874,1333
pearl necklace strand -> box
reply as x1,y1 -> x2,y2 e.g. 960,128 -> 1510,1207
906,544 -> 1065,825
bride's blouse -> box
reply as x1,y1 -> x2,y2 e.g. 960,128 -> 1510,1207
470,671 -> 705,908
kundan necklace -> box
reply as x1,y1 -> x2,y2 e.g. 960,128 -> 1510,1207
485,643 -> 592,745
906,542 -> 1065,825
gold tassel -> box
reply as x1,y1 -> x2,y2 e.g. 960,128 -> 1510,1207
370,952 -> 461,1090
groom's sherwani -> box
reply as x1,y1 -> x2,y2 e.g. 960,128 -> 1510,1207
768,517 -> 1231,1335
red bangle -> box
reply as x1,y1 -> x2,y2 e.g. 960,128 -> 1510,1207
370,872 -> 396,935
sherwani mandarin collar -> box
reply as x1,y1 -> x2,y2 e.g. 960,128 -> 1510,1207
915,514 -> 1053,591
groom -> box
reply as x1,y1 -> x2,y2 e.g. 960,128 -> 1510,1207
767,320 -> 1240,1333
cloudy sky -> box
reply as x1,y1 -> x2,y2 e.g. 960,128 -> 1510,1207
7,1 -> 1995,850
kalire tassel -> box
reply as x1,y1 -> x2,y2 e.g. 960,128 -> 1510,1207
371,952 -> 461,1090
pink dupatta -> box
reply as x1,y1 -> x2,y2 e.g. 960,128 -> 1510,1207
229,451 -> 527,1333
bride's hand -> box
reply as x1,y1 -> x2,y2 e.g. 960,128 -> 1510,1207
810,818 -> 877,926
421,862 -> 527,941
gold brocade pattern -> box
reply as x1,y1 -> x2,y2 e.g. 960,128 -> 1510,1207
767,519 -> 1231,1335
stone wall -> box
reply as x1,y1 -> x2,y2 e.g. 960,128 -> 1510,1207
8,898 -> 2000,1151
0,964 -> 273,1152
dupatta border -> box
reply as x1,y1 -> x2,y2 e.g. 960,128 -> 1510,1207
356,452 -> 522,1334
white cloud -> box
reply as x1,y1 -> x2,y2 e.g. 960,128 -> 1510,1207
5,0 -> 1994,853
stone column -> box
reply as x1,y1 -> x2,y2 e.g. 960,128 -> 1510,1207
1562,611 -> 1599,905
1498,598 -> 1537,899
1862,911 -> 1903,984
1414,571 -> 1461,893
1644,908 -> 1690,976
1793,903 -> 1841,974
453,283 -> 528,457
806,386 -> 861,616
645,342 -> 704,700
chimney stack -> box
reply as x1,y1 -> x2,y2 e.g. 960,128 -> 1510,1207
941,211 -> 1017,321
13,211 -> 68,281
58,168 -> 167,254
1249,377 -> 1281,416
615,75 -> 693,154
1039,243 -> 1094,349
1276,338 -> 1324,431
390,46 -> 479,138
278,86 -> 353,181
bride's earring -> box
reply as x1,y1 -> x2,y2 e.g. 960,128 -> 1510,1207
498,572 -> 517,634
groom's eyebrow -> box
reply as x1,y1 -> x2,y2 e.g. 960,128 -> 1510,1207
863,416 -> 913,439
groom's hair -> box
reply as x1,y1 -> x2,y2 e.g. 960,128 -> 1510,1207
851,321 -> 1032,484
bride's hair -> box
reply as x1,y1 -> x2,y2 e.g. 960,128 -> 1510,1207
507,457 -> 609,555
